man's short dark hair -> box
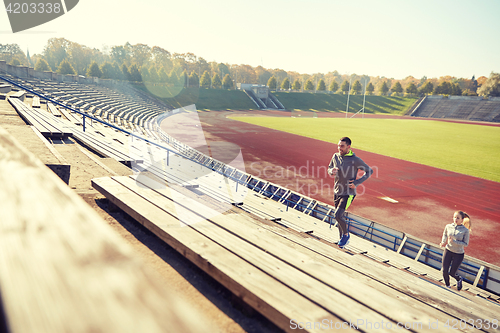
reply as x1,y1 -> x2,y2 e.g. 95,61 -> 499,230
340,137 -> 352,146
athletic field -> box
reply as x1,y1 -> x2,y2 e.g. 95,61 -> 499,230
229,116 -> 500,183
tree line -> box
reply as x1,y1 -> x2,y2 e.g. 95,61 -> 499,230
1,39 -> 499,97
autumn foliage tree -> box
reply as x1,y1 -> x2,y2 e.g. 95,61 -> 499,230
478,72 -> 500,97
57,59 -> 76,75
87,61 -> 102,78
34,58 -> 51,71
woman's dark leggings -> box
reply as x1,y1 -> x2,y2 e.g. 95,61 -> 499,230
442,248 -> 464,286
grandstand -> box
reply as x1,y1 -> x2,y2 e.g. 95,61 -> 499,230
410,95 -> 500,122
1,62 -> 500,332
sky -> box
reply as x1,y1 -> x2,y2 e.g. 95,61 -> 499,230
1,0 -> 499,80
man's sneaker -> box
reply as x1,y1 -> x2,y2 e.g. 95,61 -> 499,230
338,233 -> 350,249
457,276 -> 463,291
446,285 -> 451,289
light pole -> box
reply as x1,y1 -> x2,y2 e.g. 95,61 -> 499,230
345,74 -> 352,118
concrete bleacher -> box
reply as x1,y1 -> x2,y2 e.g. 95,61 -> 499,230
412,95 -> 500,122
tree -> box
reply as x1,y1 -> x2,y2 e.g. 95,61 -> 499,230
86,61 -> 102,78
140,65 -> 150,82
230,64 -> 256,84
281,77 -> 290,90
405,82 -> 417,95
469,75 -> 478,94
304,79 -> 314,91
158,67 -> 168,83
391,81 -> 403,95
151,46 -> 171,69
99,62 -> 114,79
147,65 -> 159,82
222,74 -> 233,89
200,71 -> 211,88
34,58 -> 51,72
434,81 -> 451,95
182,69 -> 189,87
478,72 -> 500,97
129,64 -> 142,82
212,73 -> 222,89
340,80 -> 350,94
57,59 -> 76,75
122,64 -> 131,81
378,81 -> 389,95
267,76 -> 277,90
130,43 -> 151,67
351,80 -> 362,94
419,81 -> 433,95
317,79 -> 326,91
188,71 -> 199,87
218,63 -> 231,77
366,82 -> 374,95
329,80 -> 339,92
255,66 -> 272,85
43,38 -> 71,71
0,43 -> 26,65
292,79 -> 301,90
111,45 -> 130,66
168,70 -> 179,86
451,83 -> 462,96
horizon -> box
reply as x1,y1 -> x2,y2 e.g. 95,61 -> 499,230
1,0 -> 499,80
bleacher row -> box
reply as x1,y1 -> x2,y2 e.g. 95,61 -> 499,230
411,95 -> 500,122
1,74 -> 500,332
1,73 -> 170,135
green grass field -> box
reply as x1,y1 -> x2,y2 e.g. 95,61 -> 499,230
137,86 -> 257,110
229,116 -> 500,182
136,84 -> 416,114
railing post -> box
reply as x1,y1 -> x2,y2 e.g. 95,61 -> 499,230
83,115 -> 86,132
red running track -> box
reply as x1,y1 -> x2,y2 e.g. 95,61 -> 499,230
162,110 -> 500,266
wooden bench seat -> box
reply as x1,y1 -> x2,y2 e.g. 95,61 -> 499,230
0,126 -> 205,333
31,95 -> 41,108
8,98 -> 72,138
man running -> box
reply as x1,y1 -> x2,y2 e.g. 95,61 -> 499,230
328,137 -> 373,248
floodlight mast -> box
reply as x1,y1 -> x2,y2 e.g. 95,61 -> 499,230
345,75 -> 352,118
362,78 -> 367,118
